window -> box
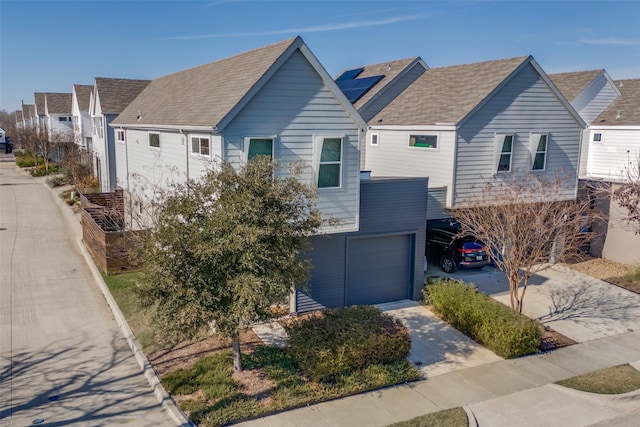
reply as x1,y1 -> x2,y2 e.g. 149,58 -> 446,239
592,133 -> 602,143
93,116 -> 104,139
530,133 -> 548,171
58,116 -> 69,122
495,134 -> 514,172
116,130 -> 125,143
191,136 -> 210,156
149,133 -> 160,148
318,137 -> 342,188
247,138 -> 273,160
370,133 -> 379,146
409,134 -> 438,149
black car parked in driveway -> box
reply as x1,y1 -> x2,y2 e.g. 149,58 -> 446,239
426,227 -> 490,273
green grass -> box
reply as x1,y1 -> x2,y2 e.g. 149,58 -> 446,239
102,271 -> 159,352
387,407 -> 468,427
555,364 -> 640,394
163,345 -> 421,427
624,267 -> 640,282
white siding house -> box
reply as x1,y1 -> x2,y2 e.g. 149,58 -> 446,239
71,84 -> 94,149
44,92 -> 73,141
356,56 -> 585,217
34,92 -> 47,133
88,77 -> 151,192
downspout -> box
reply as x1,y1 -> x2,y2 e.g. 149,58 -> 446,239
179,129 -> 189,186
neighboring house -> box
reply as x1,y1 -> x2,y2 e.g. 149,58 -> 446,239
21,104 -> 35,128
580,79 -> 640,264
110,36 -> 427,312
334,57 -> 429,122
351,55 -> 586,220
14,109 -> 23,129
71,84 -> 94,149
44,92 -> 73,141
34,92 -> 47,133
89,77 -> 151,192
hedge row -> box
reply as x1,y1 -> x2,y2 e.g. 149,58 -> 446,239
423,279 -> 540,358
284,305 -> 411,382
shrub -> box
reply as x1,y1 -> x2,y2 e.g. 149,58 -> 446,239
46,175 -> 70,187
284,306 -> 411,382
30,163 -> 59,177
423,279 -> 540,358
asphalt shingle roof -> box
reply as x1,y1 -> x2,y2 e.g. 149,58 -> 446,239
45,93 -> 72,114
95,78 -> 152,114
593,79 -> 640,126
73,84 -> 94,111
549,70 -> 602,102
112,37 -> 298,127
21,104 -> 34,119
336,57 -> 422,110
34,93 -> 46,115
371,56 -> 529,126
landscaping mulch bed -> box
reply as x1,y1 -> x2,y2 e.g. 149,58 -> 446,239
539,326 -> 577,351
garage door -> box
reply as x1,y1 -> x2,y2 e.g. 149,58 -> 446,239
346,234 -> 412,306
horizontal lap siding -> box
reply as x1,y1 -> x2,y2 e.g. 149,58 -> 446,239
587,129 -> 640,180
224,49 -> 360,233
573,75 -> 619,125
363,129 -> 456,189
455,64 -> 581,206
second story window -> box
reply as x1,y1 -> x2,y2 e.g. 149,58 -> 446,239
116,130 -> 126,143
247,138 -> 273,160
530,133 -> 548,171
191,136 -> 210,156
409,134 -> 438,149
370,133 -> 379,146
495,134 -> 514,173
318,137 -> 342,188
592,132 -> 603,143
149,132 -> 160,148
93,117 -> 104,139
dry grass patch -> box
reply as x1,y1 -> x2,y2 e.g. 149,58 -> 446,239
555,364 -> 640,394
388,407 -> 468,427
565,258 -> 640,294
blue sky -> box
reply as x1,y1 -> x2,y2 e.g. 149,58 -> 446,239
1,0 -> 639,112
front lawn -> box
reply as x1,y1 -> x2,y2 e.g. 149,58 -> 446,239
555,364 -> 640,394
388,407 -> 468,427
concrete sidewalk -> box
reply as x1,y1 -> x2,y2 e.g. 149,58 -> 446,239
237,330 -> 640,427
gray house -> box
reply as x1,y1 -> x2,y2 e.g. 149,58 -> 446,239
355,55 -> 586,220
71,84 -> 94,149
89,77 -> 151,192
111,36 -> 427,312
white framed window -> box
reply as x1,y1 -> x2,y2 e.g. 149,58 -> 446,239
93,116 -> 104,139
246,137 -> 274,160
592,132 -> 603,143
191,136 -> 210,156
58,116 -> 70,122
149,132 -> 160,149
318,137 -> 342,188
409,134 -> 438,149
530,133 -> 548,171
116,129 -> 125,143
370,133 -> 379,147
494,134 -> 514,173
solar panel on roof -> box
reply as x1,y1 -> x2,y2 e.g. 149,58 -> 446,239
336,67 -> 364,81
335,75 -> 384,103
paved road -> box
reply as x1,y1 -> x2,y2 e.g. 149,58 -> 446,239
0,155 -> 172,426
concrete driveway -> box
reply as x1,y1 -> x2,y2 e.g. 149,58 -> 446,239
428,262 -> 640,343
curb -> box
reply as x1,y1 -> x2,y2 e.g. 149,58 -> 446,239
35,169 -> 193,427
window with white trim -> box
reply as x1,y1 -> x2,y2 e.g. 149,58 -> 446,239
116,129 -> 125,143
318,137 -> 342,188
247,138 -> 273,160
93,116 -> 104,139
191,136 -> 210,156
495,134 -> 514,173
149,132 -> 160,148
592,132 -> 603,143
370,133 -> 379,146
409,134 -> 438,149
530,133 -> 548,171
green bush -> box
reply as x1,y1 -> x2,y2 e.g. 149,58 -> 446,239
46,175 -> 70,187
423,279 -> 540,358
30,163 -> 59,177
284,306 -> 411,382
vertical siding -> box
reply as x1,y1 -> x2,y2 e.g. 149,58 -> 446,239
362,128 -> 456,189
586,128 -> 640,180
223,49 -> 361,233
455,63 -> 582,205
359,64 -> 426,122
572,75 -> 619,125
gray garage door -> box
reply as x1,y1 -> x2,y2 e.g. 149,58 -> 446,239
346,234 -> 412,306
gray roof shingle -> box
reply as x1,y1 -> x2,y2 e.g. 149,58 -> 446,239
593,79 -> 640,126
95,78 -> 151,114
112,37 -> 298,127
21,104 -> 34,119
45,93 -> 72,114
371,56 -> 529,126
73,84 -> 94,111
548,70 -> 602,102
34,93 -> 46,115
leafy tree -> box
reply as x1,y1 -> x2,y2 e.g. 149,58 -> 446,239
448,174 -> 601,313
136,157 -> 322,371
611,152 -> 640,234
